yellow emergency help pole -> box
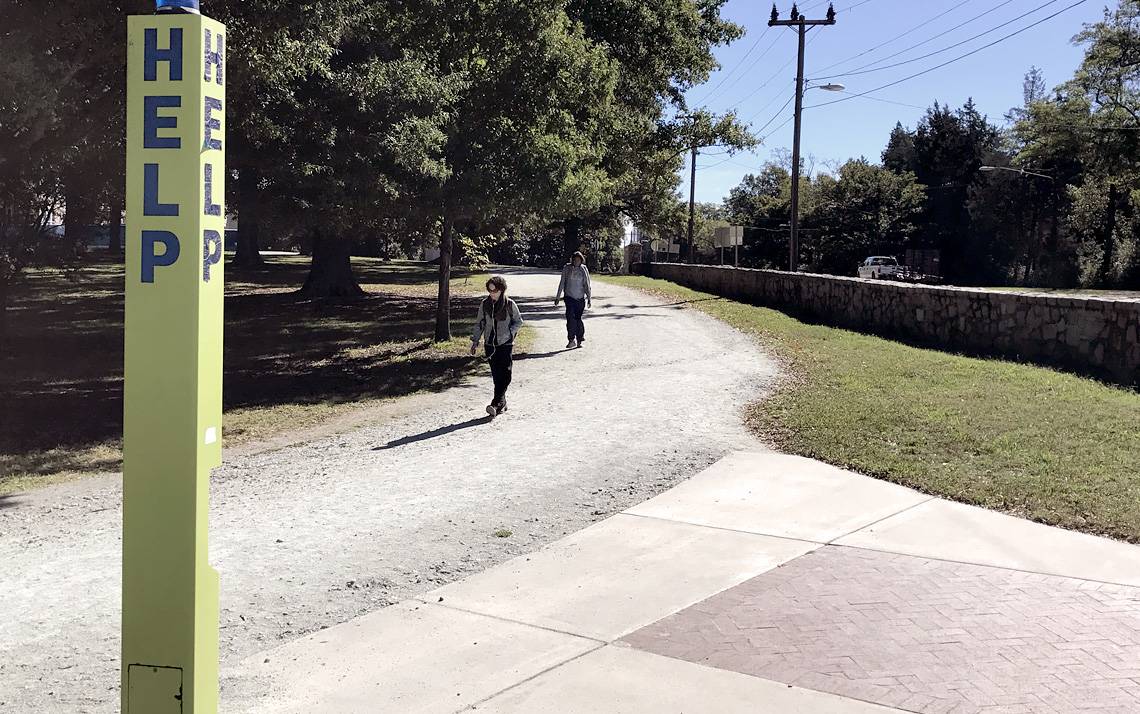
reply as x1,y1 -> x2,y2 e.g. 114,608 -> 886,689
123,1 -> 226,711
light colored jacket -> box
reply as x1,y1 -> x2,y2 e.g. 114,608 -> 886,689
556,263 -> 592,301
471,297 -> 523,346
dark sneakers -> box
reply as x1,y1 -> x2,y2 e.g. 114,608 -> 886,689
487,398 -> 507,417
566,339 -> 576,348
576,338 -> 584,348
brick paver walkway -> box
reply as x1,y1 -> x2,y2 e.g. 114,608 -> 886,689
623,546 -> 1140,714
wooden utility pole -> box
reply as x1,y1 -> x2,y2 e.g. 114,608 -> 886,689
687,144 -> 698,263
769,3 -> 836,271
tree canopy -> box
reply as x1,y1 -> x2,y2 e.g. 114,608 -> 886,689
722,1 -> 1140,289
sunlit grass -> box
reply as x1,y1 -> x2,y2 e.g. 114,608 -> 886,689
604,275 -> 1140,543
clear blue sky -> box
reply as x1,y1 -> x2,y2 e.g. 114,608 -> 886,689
683,0 -> 1109,203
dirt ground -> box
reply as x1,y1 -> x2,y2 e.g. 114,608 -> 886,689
0,268 -> 778,713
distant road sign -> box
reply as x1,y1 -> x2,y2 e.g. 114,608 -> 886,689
713,226 -> 744,247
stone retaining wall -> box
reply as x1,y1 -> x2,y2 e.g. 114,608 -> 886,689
635,263 -> 1140,387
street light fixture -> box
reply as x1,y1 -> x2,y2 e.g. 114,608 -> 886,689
979,165 -> 1054,180
781,79 -> 844,272
156,0 -> 200,12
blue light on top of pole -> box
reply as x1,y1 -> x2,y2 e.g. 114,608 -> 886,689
156,0 -> 201,13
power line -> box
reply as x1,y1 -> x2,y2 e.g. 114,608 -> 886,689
1026,122 -> 1140,131
701,31 -> 782,106
831,90 -> 927,110
751,94 -> 796,132
725,28 -> 821,113
803,0 -> 876,11
720,158 -> 770,172
838,0 -> 877,11
817,0 -> 1069,80
765,114 -> 795,136
742,81 -> 796,123
798,0 -> 834,12
694,28 -> 773,105
693,0 -> 853,108
685,2 -> 877,184
728,60 -> 796,110
811,0 -> 977,75
832,0 -> 1021,77
697,155 -> 738,171
806,0 -> 1091,109
698,1 -> 873,113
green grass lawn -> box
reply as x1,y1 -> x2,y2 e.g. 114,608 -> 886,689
982,287 -> 1140,300
603,275 -> 1140,543
0,256 -> 529,494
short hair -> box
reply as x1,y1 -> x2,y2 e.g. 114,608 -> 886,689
571,251 -> 585,264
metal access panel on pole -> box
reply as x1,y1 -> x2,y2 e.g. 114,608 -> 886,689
123,4 -> 226,712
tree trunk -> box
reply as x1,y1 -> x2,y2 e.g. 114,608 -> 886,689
234,226 -> 263,267
232,165 -> 265,265
299,232 -> 363,298
0,274 -> 9,358
108,201 -> 123,257
1047,200 -> 1060,252
435,215 -> 454,342
563,217 -> 583,261
1098,183 -> 1119,286
450,227 -> 464,266
64,188 -> 91,249
1025,204 -> 1039,285
233,166 -> 264,267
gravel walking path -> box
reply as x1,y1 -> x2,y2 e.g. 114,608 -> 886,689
0,268 -> 777,713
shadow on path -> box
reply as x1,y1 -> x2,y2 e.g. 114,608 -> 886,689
620,297 -> 725,309
515,349 -> 572,361
373,416 -> 493,450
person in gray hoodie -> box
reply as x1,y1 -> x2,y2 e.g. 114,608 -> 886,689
554,251 -> 592,348
470,275 -> 523,416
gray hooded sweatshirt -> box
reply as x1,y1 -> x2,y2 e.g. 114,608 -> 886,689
555,263 -> 592,301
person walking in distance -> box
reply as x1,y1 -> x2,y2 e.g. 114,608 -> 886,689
554,251 -> 592,348
470,276 -> 523,417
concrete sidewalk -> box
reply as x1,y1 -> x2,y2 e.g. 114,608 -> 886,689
225,452 -> 1140,714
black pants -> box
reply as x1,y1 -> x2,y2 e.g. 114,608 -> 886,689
564,296 -> 586,341
484,343 -> 513,403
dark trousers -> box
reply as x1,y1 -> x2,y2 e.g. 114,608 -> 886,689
484,343 -> 513,403
564,296 -> 586,341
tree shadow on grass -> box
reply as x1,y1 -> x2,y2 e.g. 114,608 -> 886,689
227,257 -> 487,293
1,259 -> 486,466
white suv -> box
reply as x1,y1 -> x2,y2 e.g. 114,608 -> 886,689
857,256 -> 901,280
